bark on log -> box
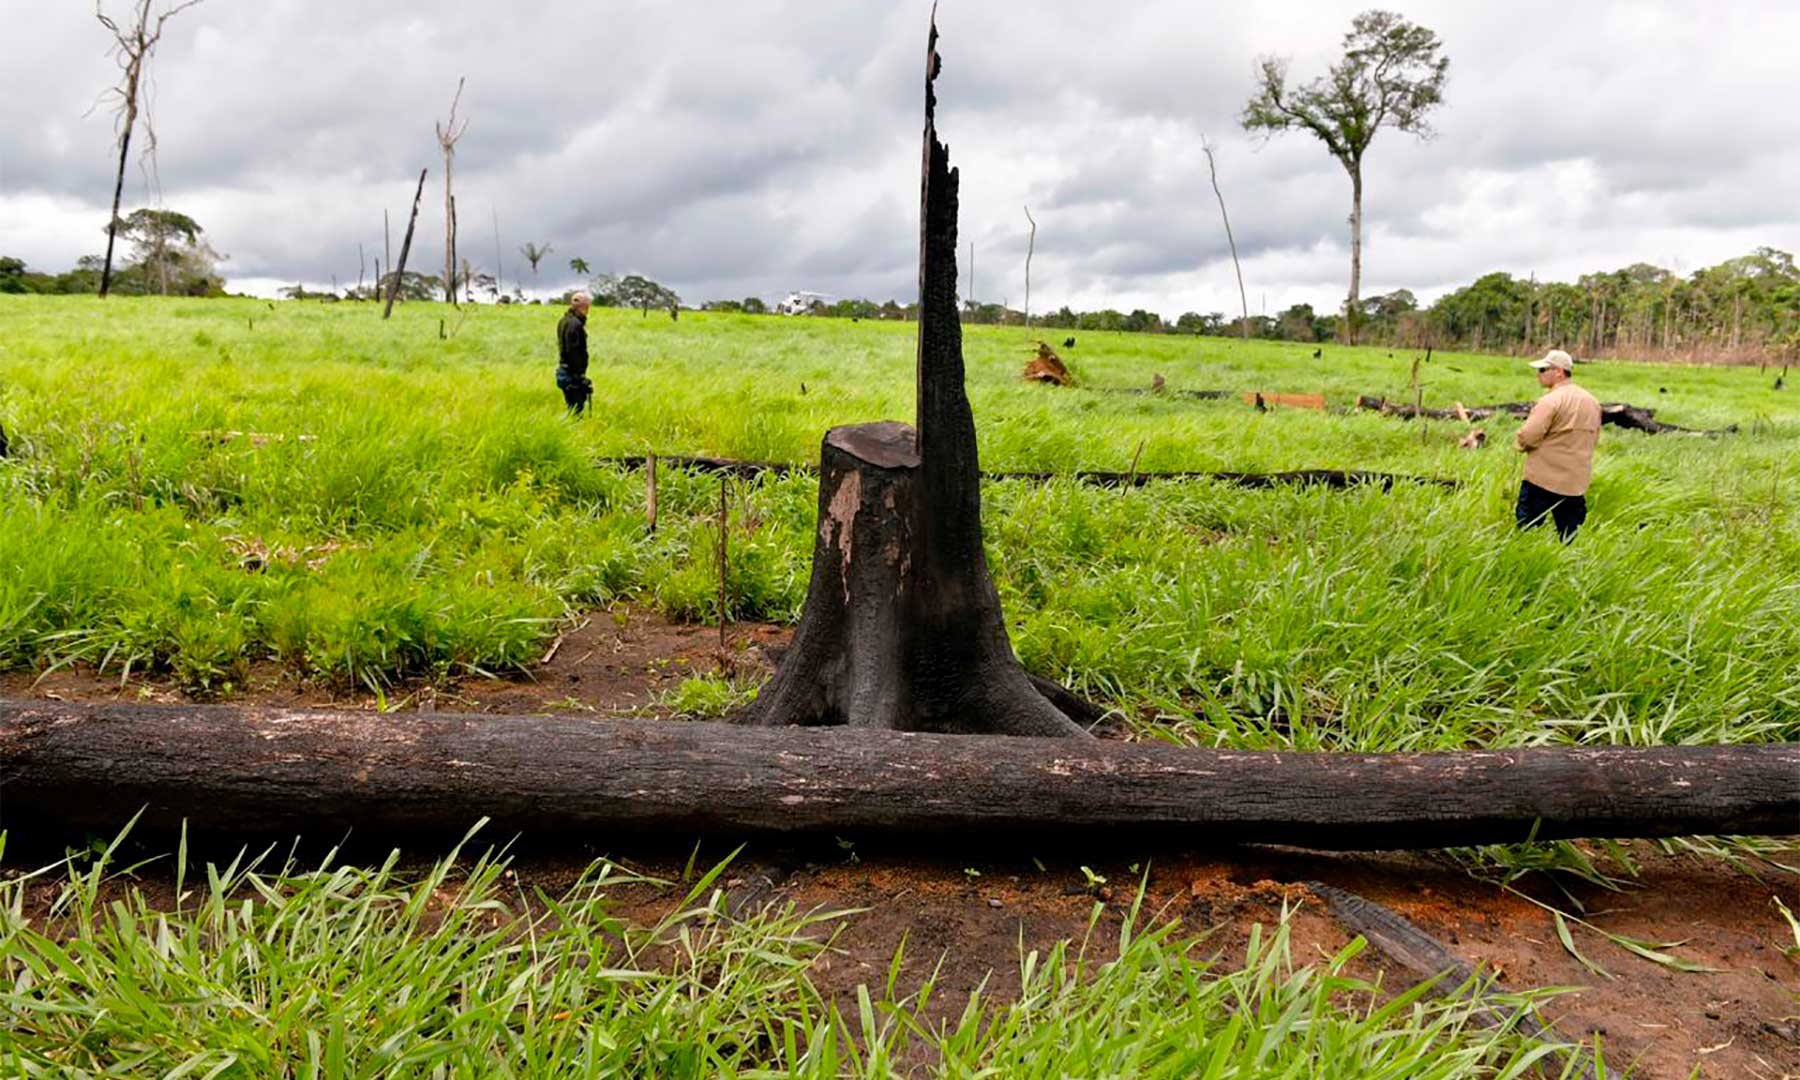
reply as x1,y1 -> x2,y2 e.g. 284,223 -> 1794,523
600,455 -> 1457,491
2,701 -> 1795,848
1355,396 -> 1737,436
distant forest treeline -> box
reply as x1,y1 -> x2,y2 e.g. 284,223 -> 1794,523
7,239 -> 1796,362
768,247 -> 1795,363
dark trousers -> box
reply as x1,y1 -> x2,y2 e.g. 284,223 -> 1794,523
1516,479 -> 1587,541
556,370 -> 593,416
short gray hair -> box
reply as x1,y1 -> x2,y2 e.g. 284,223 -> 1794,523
570,291 -> 592,306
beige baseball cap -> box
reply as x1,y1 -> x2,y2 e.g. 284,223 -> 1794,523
1530,349 -> 1574,372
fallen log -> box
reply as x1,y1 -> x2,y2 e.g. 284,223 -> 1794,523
602,456 -> 1458,491
3,701 -> 1795,848
1354,396 -> 1737,436
1356,396 -> 1529,422
1095,387 -> 1235,400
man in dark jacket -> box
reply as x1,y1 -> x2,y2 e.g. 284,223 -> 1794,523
556,292 -> 593,415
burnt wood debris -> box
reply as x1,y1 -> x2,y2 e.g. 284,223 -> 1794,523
731,18 -> 1086,736
3,701 -> 1796,847
600,455 -> 1458,492
1021,341 -> 1075,385
382,168 -> 428,320
1356,396 -> 1739,436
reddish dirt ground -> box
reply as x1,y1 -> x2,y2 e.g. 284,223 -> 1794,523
5,607 -> 1798,1078
0,604 -> 787,718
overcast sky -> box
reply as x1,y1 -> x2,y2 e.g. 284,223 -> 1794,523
3,1 -> 1796,314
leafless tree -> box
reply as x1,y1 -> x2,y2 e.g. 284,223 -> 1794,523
92,0 -> 206,298
1022,206 -> 1036,328
967,240 -> 975,312
435,77 -> 470,304
381,208 -> 391,298
1201,137 -> 1250,340
383,168 -> 428,320
491,207 -> 504,297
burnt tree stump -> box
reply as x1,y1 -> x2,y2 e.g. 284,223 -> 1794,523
734,20 -> 1086,738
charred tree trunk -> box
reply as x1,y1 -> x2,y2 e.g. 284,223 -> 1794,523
734,19 -> 1084,738
99,95 -> 137,299
3,702 -> 1796,848
383,169 -> 427,320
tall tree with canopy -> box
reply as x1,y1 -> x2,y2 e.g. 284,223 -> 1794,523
1242,9 -> 1447,343
112,207 -> 220,295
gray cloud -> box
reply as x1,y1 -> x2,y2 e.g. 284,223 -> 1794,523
2,0 -> 1796,315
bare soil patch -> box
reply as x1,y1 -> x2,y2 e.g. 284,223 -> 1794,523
0,605 -> 785,717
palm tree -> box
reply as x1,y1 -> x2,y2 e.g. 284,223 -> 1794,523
569,256 -> 590,277
520,242 -> 553,283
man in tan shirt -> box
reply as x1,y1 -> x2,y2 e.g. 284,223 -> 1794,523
1514,349 -> 1601,540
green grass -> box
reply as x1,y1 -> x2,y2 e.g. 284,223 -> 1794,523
2,294 -> 1794,753
0,828 -> 1590,1078
1,295 -> 1790,1073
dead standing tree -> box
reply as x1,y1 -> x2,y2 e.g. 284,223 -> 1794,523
1022,205 -> 1036,327
93,0 -> 206,298
382,168 -> 427,320
733,18 -> 1086,738
436,77 -> 470,305
1202,137 -> 1250,341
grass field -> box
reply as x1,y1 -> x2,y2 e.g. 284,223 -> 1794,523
3,294 -> 1797,1075
2,295 -> 1795,752
0,829 -> 1594,1079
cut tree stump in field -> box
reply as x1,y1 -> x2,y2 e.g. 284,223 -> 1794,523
734,19 -> 1084,737
1356,396 -> 1738,436
3,701 -> 1796,847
